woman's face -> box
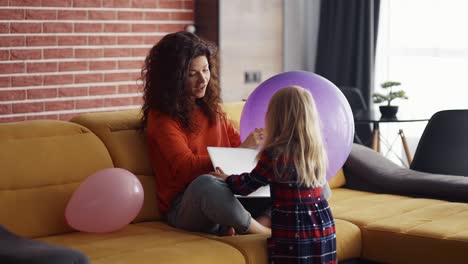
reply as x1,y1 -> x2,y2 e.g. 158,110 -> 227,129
186,56 -> 210,100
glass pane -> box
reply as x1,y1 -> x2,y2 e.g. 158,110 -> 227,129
375,0 -> 468,165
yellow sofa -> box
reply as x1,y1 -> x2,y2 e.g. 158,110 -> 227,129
4,102 -> 468,263
331,142 -> 468,264
0,103 -> 361,264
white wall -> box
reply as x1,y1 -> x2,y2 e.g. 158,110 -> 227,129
218,0 -> 322,102
219,0 -> 283,102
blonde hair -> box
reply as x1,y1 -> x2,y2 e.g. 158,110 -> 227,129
261,85 -> 328,187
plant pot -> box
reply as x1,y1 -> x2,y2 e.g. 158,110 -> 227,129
379,105 -> 399,119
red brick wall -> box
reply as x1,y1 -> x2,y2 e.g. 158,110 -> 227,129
0,0 -> 194,123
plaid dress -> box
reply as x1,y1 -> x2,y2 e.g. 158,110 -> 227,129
226,151 -> 337,264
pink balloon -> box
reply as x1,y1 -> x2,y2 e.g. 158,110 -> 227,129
65,168 -> 144,233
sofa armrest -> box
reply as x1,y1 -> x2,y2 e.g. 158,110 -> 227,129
343,143 -> 468,202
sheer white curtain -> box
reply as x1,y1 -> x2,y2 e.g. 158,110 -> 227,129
376,0 -> 468,115
283,0 -> 321,72
375,0 -> 468,165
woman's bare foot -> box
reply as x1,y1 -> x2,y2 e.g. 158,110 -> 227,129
218,226 -> 236,236
247,218 -> 271,235
255,215 -> 271,228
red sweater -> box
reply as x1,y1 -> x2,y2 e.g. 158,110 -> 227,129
147,108 -> 241,215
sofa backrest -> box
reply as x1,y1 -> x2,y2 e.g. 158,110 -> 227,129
69,103 -> 248,223
70,109 -> 160,223
70,110 -> 152,176
0,120 -> 113,238
69,102 -> 346,225
222,102 -> 245,130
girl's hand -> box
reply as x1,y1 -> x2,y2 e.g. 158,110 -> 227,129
210,167 -> 229,181
240,128 -> 264,149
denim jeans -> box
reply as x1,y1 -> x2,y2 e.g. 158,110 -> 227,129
166,175 -> 253,234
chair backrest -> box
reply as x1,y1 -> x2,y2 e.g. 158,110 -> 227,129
410,109 -> 468,176
340,86 -> 368,115
340,87 -> 372,146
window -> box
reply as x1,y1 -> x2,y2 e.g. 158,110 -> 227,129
374,0 -> 468,165
376,0 -> 468,114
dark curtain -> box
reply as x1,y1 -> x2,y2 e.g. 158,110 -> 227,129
315,0 -> 380,147
315,0 -> 380,105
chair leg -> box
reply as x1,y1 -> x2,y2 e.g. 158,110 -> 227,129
354,134 -> 363,145
371,123 -> 380,152
399,129 -> 412,165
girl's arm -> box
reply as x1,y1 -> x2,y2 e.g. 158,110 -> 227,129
211,152 -> 273,196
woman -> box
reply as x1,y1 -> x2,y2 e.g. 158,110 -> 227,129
140,31 -> 270,235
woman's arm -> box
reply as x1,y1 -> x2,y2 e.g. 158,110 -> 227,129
222,112 -> 263,149
239,128 -> 264,149
224,116 -> 242,147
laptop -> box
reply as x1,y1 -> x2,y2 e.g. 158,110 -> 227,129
207,146 -> 270,197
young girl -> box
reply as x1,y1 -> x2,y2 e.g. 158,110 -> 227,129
211,86 -> 337,263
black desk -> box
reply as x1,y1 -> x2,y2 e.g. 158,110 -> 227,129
354,111 -> 429,164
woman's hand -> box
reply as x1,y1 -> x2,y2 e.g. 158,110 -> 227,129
210,167 -> 229,181
240,128 -> 264,149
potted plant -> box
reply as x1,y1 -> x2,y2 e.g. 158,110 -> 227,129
373,81 -> 408,118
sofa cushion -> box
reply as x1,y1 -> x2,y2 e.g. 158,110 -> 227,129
70,110 -> 151,176
0,120 -> 113,238
38,222 -> 245,264
133,174 -> 158,222
362,202 -> 468,263
209,219 -> 361,263
0,225 -> 89,264
330,188 -> 468,263
328,168 -> 346,189
70,110 -> 160,223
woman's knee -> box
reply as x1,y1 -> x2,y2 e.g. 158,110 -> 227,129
185,175 -> 251,233
187,174 -> 226,194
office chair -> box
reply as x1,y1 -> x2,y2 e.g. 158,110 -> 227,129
410,109 -> 468,176
340,87 -> 372,147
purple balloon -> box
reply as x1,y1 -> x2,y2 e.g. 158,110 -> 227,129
240,71 -> 354,180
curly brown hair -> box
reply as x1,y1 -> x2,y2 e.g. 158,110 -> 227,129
140,31 -> 222,132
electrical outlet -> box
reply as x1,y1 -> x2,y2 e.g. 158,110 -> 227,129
244,71 -> 262,83
253,71 -> 261,82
